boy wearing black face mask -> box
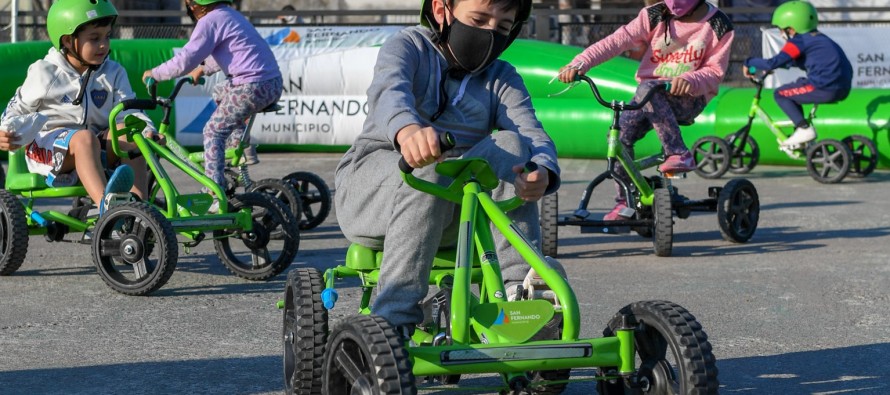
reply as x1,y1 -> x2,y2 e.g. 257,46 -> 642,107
334,0 -> 563,337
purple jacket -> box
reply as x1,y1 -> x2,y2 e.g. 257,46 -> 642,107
152,5 -> 280,85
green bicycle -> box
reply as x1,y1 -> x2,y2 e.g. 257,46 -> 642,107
281,133 -> 719,394
691,69 -> 877,184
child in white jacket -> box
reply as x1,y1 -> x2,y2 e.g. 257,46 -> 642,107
0,0 -> 155,215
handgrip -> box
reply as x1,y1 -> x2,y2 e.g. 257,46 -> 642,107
398,132 -> 456,174
121,99 -> 157,111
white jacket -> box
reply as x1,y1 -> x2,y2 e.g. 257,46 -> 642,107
2,48 -> 155,141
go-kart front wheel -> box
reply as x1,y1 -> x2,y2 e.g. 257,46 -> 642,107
213,192 -> 300,281
322,315 -> 416,395
597,300 -> 719,395
283,268 -> 328,395
91,202 -> 178,296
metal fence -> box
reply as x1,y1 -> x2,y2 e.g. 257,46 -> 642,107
3,6 -> 889,86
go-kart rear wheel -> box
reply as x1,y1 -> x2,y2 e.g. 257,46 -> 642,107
806,139 -> 851,184
322,315 -> 416,395
0,190 -> 28,275
726,131 -> 760,174
91,202 -> 178,296
283,171 -> 331,230
248,178 -> 303,239
717,179 -> 759,243
213,192 -> 299,281
283,268 -> 328,395
842,135 -> 877,178
539,193 -> 558,257
652,188 -> 673,257
597,300 -> 719,395
691,136 -> 730,179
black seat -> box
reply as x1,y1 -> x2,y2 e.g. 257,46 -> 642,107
259,103 -> 282,113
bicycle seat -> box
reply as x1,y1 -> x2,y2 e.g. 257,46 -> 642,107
678,119 -> 695,126
4,149 -> 86,197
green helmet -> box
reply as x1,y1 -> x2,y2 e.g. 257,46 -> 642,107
420,0 -> 532,46
772,0 -> 818,34
46,0 -> 118,51
189,0 -> 233,6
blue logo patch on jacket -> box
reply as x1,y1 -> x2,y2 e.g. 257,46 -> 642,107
91,89 -> 108,107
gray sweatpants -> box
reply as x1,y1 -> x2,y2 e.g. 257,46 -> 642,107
335,131 -> 544,326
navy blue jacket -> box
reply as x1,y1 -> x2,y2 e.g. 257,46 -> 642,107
745,30 -> 852,91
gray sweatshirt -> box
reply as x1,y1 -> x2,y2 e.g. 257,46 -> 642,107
338,25 -> 560,191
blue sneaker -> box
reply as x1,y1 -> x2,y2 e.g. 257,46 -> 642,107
99,165 -> 135,216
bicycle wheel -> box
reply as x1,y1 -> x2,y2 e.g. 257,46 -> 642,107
597,300 -> 719,395
539,193 -> 558,258
726,130 -> 760,174
0,190 -> 28,275
248,178 -> 303,239
283,171 -> 332,230
213,192 -> 299,280
283,268 -> 328,395
842,135 -> 877,178
717,178 -> 759,243
91,202 -> 178,296
322,315 -> 416,395
806,139 -> 851,184
691,136 -> 730,179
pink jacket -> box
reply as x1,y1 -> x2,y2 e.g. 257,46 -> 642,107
570,3 -> 734,100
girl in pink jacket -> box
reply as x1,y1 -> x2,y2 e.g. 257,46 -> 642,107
558,0 -> 734,221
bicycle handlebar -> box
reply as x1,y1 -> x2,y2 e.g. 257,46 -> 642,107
398,132 -> 457,174
144,76 -> 206,104
576,75 -> 670,111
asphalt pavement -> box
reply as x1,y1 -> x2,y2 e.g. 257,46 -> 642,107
1,152 -> 889,394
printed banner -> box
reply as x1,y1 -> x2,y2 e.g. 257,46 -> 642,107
173,25 -> 405,146
762,26 -> 890,89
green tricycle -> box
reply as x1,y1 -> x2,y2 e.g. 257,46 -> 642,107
280,133 -> 718,394
691,69 -> 878,184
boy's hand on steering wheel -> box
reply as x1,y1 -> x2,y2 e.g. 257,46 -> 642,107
0,130 -> 21,151
669,77 -> 692,96
396,124 -> 442,169
512,164 -> 548,202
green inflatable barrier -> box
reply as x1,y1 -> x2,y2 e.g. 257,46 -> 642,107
1,38 -> 888,168
504,39 -> 890,168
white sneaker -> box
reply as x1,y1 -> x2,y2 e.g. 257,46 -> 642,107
782,125 -> 816,147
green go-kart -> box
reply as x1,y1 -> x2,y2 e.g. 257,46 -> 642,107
145,77 -> 331,231
280,133 -> 719,394
0,83 -> 301,296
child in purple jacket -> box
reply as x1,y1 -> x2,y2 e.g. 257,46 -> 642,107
143,0 -> 282,197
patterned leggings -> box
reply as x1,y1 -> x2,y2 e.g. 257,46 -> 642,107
613,79 -> 706,201
203,77 -> 283,188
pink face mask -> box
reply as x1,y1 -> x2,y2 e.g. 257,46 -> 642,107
664,0 -> 701,17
